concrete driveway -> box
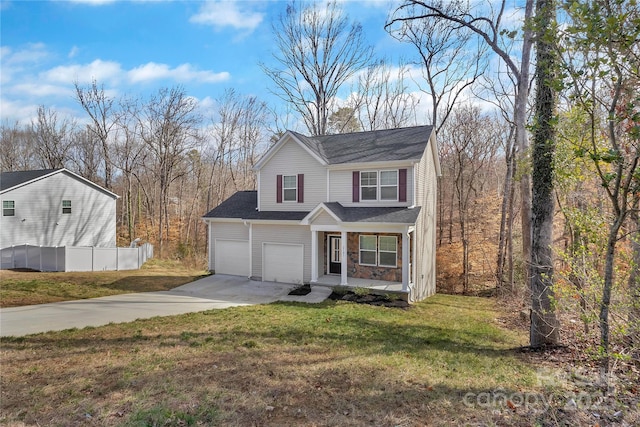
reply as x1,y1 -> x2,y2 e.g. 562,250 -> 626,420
0,275 -> 330,337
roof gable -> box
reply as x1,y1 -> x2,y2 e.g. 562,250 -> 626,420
0,169 -> 58,192
0,168 -> 119,199
254,126 -> 435,171
253,131 -> 327,171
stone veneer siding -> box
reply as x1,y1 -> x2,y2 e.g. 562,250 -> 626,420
321,232 -> 404,282
348,232 -> 403,282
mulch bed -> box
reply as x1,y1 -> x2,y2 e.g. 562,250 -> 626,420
328,290 -> 410,308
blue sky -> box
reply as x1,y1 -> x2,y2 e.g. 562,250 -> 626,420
1,0 -> 416,127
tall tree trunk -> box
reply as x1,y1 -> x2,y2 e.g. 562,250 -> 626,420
497,142 -> 516,288
529,0 -> 560,347
516,0 -> 535,278
629,206 -> 640,352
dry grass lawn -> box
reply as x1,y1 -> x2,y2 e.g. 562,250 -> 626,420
0,259 -> 208,307
0,293 -> 549,426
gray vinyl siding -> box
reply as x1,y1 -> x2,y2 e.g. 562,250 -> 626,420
329,166 -> 414,207
412,142 -> 438,302
207,221 -> 250,271
313,210 -> 339,226
0,172 -> 116,248
251,223 -> 311,282
259,138 -> 326,211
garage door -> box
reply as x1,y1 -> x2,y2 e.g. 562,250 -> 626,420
263,243 -> 304,284
215,239 -> 250,276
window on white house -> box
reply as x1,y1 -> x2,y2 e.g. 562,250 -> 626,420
62,200 -> 72,214
360,171 -> 377,201
359,235 -> 377,265
283,175 -> 297,202
380,170 -> 398,200
3,200 -> 15,216
378,236 -> 397,267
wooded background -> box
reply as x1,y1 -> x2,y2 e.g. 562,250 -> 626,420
1,0 -> 638,363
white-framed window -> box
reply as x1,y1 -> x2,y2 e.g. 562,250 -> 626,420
283,175 -> 297,202
359,235 -> 377,266
360,170 -> 398,201
380,170 -> 398,201
378,236 -> 397,267
360,171 -> 377,201
62,200 -> 72,214
3,200 -> 15,216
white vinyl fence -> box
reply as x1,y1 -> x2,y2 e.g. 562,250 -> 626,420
0,243 -> 153,272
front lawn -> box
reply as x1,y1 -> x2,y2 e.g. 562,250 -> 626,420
0,294 -> 544,426
0,259 -> 208,307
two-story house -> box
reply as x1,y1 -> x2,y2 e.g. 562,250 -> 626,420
202,125 -> 440,302
0,168 -> 118,249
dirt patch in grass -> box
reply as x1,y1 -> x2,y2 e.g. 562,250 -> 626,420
0,259 -> 208,307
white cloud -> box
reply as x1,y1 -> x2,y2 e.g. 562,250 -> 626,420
190,1 -> 263,32
128,62 -> 230,84
42,59 -> 124,84
11,82 -> 73,98
67,0 -> 117,5
68,46 -> 80,58
2,43 -> 49,65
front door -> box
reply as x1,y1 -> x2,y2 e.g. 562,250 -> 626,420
328,235 -> 341,274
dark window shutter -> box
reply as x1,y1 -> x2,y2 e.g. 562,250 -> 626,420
352,171 -> 360,202
399,169 -> 407,202
297,174 -> 304,203
276,174 -> 282,203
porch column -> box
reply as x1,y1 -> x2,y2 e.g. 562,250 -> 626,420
402,231 -> 409,291
340,231 -> 348,285
311,230 -> 318,282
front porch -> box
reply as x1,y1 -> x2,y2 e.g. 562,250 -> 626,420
314,274 -> 404,292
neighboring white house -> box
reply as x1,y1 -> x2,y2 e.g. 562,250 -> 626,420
0,169 -> 119,248
202,125 -> 441,302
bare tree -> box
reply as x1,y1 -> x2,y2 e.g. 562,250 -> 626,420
386,0 -> 487,133
69,127 -> 102,183
443,105 -> 500,292
31,105 -> 75,169
75,80 -> 118,189
349,60 -> 419,131
262,0 -> 372,136
0,122 -> 38,171
388,0 -> 535,277
135,87 -> 202,255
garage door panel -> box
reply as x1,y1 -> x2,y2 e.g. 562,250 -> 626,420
263,243 -> 303,284
215,239 -> 249,276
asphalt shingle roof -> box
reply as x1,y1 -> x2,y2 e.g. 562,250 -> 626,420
0,169 -> 59,192
324,202 -> 420,224
290,125 -> 433,165
203,191 -> 420,224
203,191 -> 309,221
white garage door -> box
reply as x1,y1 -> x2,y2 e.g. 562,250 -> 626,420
263,243 -> 304,284
215,239 -> 250,276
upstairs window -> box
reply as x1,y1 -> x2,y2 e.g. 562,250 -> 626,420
277,174 -> 304,203
62,200 -> 72,214
380,170 -> 398,201
358,170 -> 399,201
3,201 -> 15,216
282,175 -> 297,202
360,171 -> 377,201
